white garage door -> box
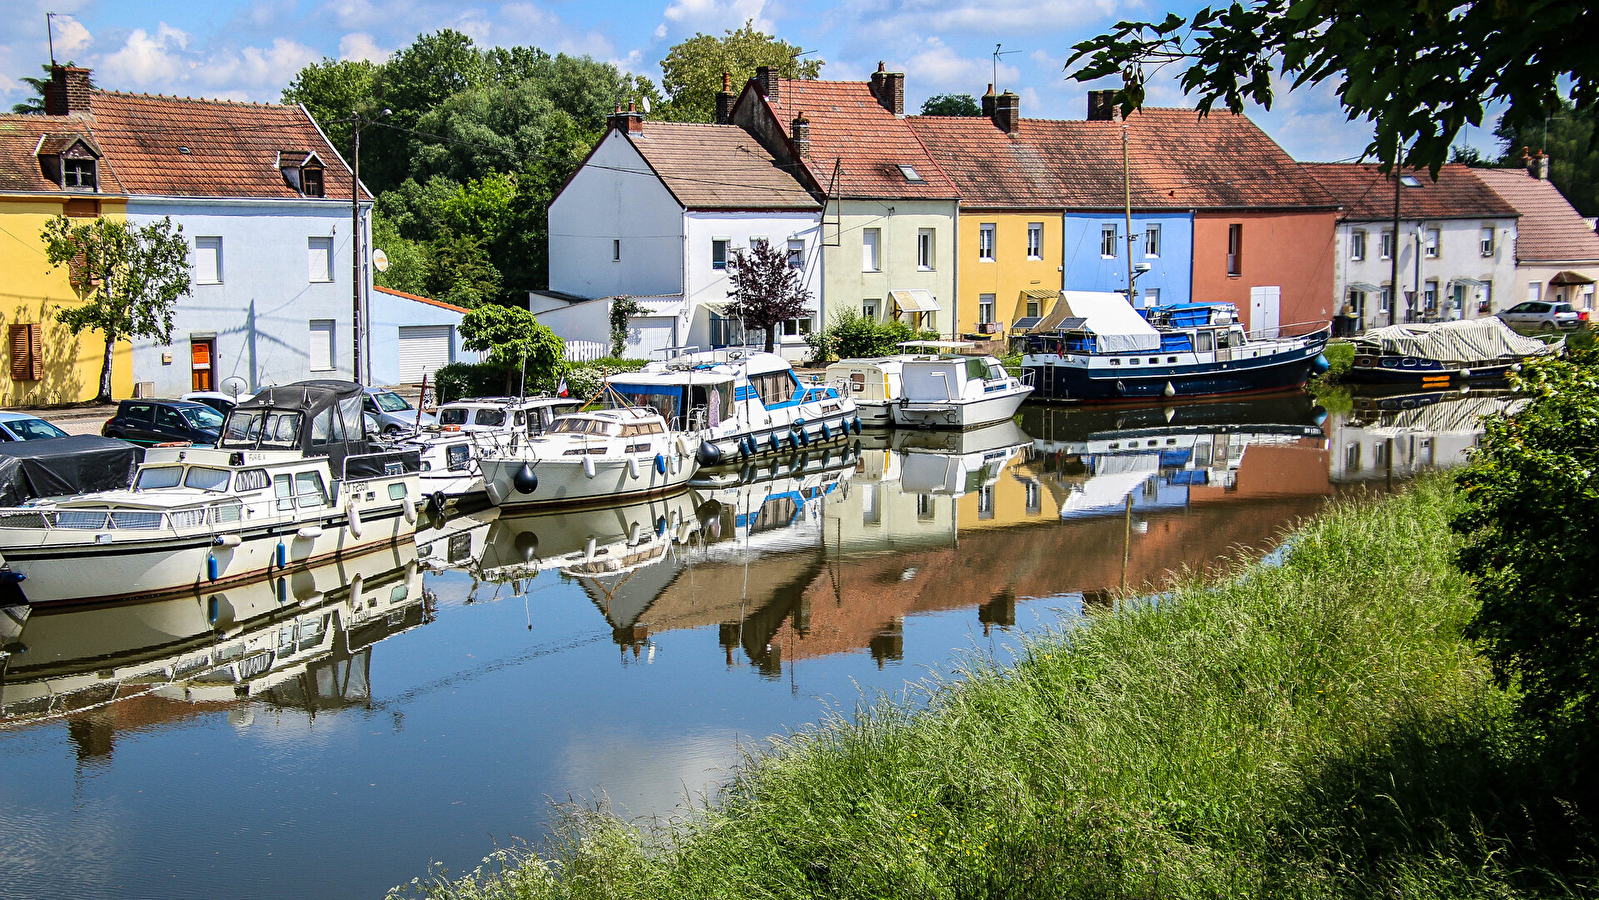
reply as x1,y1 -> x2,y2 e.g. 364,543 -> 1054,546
398,325 -> 454,383
628,317 -> 676,360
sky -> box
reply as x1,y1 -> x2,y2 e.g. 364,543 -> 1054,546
0,0 -> 1504,164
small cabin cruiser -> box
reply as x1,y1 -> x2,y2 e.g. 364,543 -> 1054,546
0,381 -> 421,606
892,350 -> 1032,429
481,407 -> 697,509
608,350 -> 861,467
406,395 -> 580,507
826,341 -> 1026,429
1022,293 -> 1330,403
1344,317 -> 1554,385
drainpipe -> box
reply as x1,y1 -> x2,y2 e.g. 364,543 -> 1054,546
951,199 -> 960,341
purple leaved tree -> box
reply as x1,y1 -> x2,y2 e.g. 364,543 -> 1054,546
725,242 -> 810,354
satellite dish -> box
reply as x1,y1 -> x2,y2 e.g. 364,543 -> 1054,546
373,248 -> 390,272
642,95 -> 652,114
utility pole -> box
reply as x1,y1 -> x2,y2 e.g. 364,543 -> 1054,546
337,109 -> 389,385
1123,121 -> 1135,306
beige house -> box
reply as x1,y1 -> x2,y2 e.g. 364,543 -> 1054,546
1477,165 -> 1599,311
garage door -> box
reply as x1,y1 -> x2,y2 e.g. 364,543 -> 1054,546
398,325 -> 454,383
628,317 -> 676,360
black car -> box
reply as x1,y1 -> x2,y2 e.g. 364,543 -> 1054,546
102,399 -> 225,446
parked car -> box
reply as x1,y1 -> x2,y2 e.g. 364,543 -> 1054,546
363,387 -> 436,436
102,399 -> 225,446
1496,300 -> 1582,333
182,390 -> 249,415
0,412 -> 71,442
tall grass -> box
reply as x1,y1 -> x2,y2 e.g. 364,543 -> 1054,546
394,478 -> 1594,899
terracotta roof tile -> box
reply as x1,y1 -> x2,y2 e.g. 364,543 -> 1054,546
908,109 -> 1336,210
0,116 -> 124,193
624,122 -> 817,210
373,284 -> 469,314
1303,162 -> 1518,221
1475,168 -> 1599,264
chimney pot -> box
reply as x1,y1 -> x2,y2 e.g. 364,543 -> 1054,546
715,73 -> 736,124
982,84 -> 996,118
608,105 -> 644,135
792,112 -> 811,158
47,65 -> 94,116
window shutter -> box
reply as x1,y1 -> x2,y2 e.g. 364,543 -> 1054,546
27,324 -> 42,380
10,324 -> 40,381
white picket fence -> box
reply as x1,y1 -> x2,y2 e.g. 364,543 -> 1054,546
564,340 -> 609,362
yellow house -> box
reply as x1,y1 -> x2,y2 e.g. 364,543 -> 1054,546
0,116 -> 132,404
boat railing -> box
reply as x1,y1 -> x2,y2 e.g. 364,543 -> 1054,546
1249,321 -> 1333,344
0,497 -> 247,533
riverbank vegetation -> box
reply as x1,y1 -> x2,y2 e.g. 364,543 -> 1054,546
392,472 -> 1596,899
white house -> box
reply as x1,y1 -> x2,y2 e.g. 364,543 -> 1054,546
540,109 -> 822,361
1477,163 -> 1599,312
1306,163 -> 1520,332
368,286 -> 472,386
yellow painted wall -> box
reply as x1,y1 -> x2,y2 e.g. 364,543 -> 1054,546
0,197 -> 132,405
957,212 -> 1063,337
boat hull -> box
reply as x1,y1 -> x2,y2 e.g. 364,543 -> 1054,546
891,386 -> 1033,430
1026,347 -> 1320,404
1341,354 -> 1519,385
481,455 -> 698,510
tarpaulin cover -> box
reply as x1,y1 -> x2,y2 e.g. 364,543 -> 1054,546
0,435 -> 143,506
1352,318 -> 1553,363
1032,292 -> 1161,352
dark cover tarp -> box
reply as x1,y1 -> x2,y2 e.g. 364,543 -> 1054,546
0,435 -> 143,506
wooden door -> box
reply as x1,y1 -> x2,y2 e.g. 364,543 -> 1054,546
191,339 -> 215,391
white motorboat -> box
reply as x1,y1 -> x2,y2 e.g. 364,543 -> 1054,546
480,407 -> 698,509
607,349 -> 862,467
891,352 -> 1033,430
0,381 -> 421,606
406,395 -> 579,507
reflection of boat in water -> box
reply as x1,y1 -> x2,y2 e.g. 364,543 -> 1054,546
469,492 -> 700,586
898,420 -> 1031,496
1329,391 -> 1522,483
1020,393 -> 1324,451
1,541 -> 427,725
414,505 -> 501,572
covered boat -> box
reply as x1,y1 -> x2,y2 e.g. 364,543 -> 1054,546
1345,317 -> 1554,384
0,434 -> 143,506
405,395 -> 581,507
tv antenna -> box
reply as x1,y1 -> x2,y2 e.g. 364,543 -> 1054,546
46,12 -> 58,65
992,44 -> 1023,92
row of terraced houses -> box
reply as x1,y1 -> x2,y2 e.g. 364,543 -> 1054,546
537,67 -> 1599,360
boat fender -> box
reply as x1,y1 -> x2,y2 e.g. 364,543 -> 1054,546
628,457 -> 641,479
738,438 -> 750,460
403,499 -> 418,525
696,440 -> 723,467
797,427 -> 810,448
1163,381 -> 1176,398
515,530 -> 539,563
696,499 -> 723,528
1311,404 -> 1328,426
655,453 -> 668,475
584,537 -> 597,562
514,462 -> 539,494
787,432 -> 799,451
213,534 -> 242,548
852,416 -> 862,434
1311,353 -> 1331,375
741,461 -> 757,484
583,455 -> 598,479
342,505 -> 360,539
275,541 -> 287,569
629,521 -> 642,544
792,452 -> 808,473
1459,368 -> 1473,379
206,553 -> 219,582
432,490 -> 447,512
1116,380 -> 1127,395
769,433 -> 780,453
821,422 -> 832,441
821,447 -> 832,467
274,576 -> 288,604
655,516 -> 667,537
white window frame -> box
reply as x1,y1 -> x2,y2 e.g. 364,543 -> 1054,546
308,236 -> 334,283
712,237 -> 729,271
1100,224 -> 1118,259
917,228 -> 935,271
309,319 -> 336,372
1424,279 -> 1439,311
1027,222 -> 1043,260
978,293 -> 995,325
1350,230 -> 1367,261
1480,225 -> 1495,257
1143,287 -> 1161,308
978,224 -> 996,262
1424,227 -> 1440,259
786,239 -> 803,269
1380,230 -> 1394,261
862,299 -> 880,319
863,228 -> 881,272
1529,282 -> 1542,303
194,236 -> 223,285
1144,224 -> 1161,258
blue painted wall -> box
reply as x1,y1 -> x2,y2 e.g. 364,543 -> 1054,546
1060,212 -> 1194,308
369,288 -> 474,387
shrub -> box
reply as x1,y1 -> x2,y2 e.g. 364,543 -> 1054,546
431,361 -> 515,403
809,310 -> 938,364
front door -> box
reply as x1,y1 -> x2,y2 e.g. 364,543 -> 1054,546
191,338 -> 216,392
1249,286 -> 1281,338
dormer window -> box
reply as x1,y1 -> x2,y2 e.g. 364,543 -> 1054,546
37,134 -> 102,192
278,151 -> 326,197
63,158 -> 96,190
300,164 -> 324,197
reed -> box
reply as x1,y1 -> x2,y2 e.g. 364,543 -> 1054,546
393,477 -> 1594,900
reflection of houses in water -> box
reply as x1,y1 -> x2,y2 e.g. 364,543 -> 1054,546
0,543 -> 430,759
1327,391 -> 1520,483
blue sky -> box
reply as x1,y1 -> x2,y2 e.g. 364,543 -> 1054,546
0,0 -> 1502,163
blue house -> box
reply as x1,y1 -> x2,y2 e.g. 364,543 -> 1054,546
1061,212 -> 1195,308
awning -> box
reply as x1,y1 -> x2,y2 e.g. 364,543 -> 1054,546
699,300 -> 736,318
1029,292 -> 1161,352
1021,288 -> 1059,299
1549,270 -> 1596,286
1347,282 -> 1382,293
890,289 -> 941,313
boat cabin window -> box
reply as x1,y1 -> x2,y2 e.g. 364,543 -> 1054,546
1196,331 -> 1215,353
274,471 -> 329,511
621,422 -> 665,437
475,408 -> 506,427
689,384 -> 733,425
183,466 -> 231,492
310,406 -> 348,445
849,372 -> 866,392
553,418 -> 618,436
611,385 -> 683,427
235,468 -> 270,491
749,371 -> 794,406
446,444 -> 471,470
986,362 -> 1006,381
224,410 -> 302,448
438,407 -> 471,427
965,357 -> 990,381
134,466 -> 183,491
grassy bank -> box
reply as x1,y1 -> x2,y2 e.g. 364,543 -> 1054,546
397,479 -> 1594,899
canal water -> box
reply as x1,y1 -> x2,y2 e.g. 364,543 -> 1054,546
0,391 -> 1509,900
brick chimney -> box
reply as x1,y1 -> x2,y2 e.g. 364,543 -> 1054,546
607,102 -> 644,135
981,84 -> 996,118
755,66 -> 779,104
715,72 -> 735,124
1531,149 -> 1550,180
46,65 -> 94,116
993,90 -> 1020,136
1087,90 -> 1120,121
869,62 -> 904,116
792,112 -> 811,158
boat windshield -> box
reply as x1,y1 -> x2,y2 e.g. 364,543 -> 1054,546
223,410 -> 302,448
134,466 -> 183,491
437,407 -> 472,426
475,408 -> 506,426
552,418 -> 617,436
184,466 -> 231,492
610,385 -> 684,426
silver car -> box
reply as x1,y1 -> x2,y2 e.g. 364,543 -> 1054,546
1497,300 -> 1582,333
363,387 -> 436,437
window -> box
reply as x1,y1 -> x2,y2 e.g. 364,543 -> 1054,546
308,236 -> 333,283
917,228 -> 935,270
194,237 -> 223,284
1380,286 -> 1392,312
1100,224 -> 1118,259
978,294 -> 995,325
1529,282 -> 1542,303
1028,222 -> 1044,260
780,317 -> 814,337
787,239 -> 804,269
897,164 -> 923,182
712,238 -> 728,270
1351,230 -> 1367,261
612,239 -> 620,262
63,158 -> 96,190
979,224 -> 996,261
1347,288 -> 1366,322
234,469 -> 270,491
750,235 -> 769,251
1481,226 -> 1495,256
1143,287 -> 1160,307
309,319 -> 336,371
978,485 -> 994,520
1480,282 -> 1494,314
300,165 -> 324,197
156,406 -> 185,430
184,467 -> 231,492
1144,224 -> 1161,258
1424,227 -> 1440,258
1226,224 -> 1242,275
863,228 -> 881,272
8,324 -> 41,381
862,299 -> 879,319
1025,296 -> 1040,318
1452,282 -> 1467,313
1423,279 -> 1439,311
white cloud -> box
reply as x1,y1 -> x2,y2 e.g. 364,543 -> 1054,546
660,0 -> 771,36
203,38 -> 322,92
98,24 -> 191,88
845,0 -> 1119,41
53,15 -> 93,56
899,37 -> 1018,94
339,32 -> 391,63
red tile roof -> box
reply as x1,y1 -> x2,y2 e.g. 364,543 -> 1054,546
908,109 -> 1336,210
624,122 -> 818,210
373,285 -> 469,314
744,79 -> 959,200
0,89 -> 363,200
1303,163 -> 1517,221
1475,168 -> 1599,264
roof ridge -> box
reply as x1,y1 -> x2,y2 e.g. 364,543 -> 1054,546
91,89 -> 291,110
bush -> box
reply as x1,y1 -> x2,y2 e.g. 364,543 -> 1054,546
432,361 -> 515,403
807,310 -> 939,364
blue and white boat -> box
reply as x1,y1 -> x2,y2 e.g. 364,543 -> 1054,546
607,350 -> 862,467
1021,292 -> 1330,403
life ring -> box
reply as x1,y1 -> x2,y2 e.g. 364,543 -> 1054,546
346,502 -> 364,539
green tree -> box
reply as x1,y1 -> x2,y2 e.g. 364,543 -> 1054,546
371,212 -> 432,297
921,94 -> 981,116
1493,99 -> 1599,217
280,58 -> 380,152
459,304 -> 565,392
659,21 -> 822,122
10,62 -> 73,115
725,242 -> 812,354
1067,0 -> 1597,173
426,231 -> 501,308
41,216 -> 192,402
609,297 -> 644,358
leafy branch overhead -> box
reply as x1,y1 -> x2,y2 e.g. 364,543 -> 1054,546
1066,0 -> 1597,174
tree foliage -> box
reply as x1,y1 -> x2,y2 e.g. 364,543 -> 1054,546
1067,0 -> 1598,174
281,58 -> 380,152
920,94 -> 981,117
659,21 -> 822,122
1494,98 -> 1599,218
609,297 -> 644,358
10,62 -> 73,115
41,215 -> 192,402
724,242 -> 811,354
808,309 -> 929,363
459,304 -> 565,391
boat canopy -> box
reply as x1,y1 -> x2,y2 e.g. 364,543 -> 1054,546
0,435 -> 143,505
1351,318 -> 1553,363
1033,292 -> 1161,353
221,380 -> 418,476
